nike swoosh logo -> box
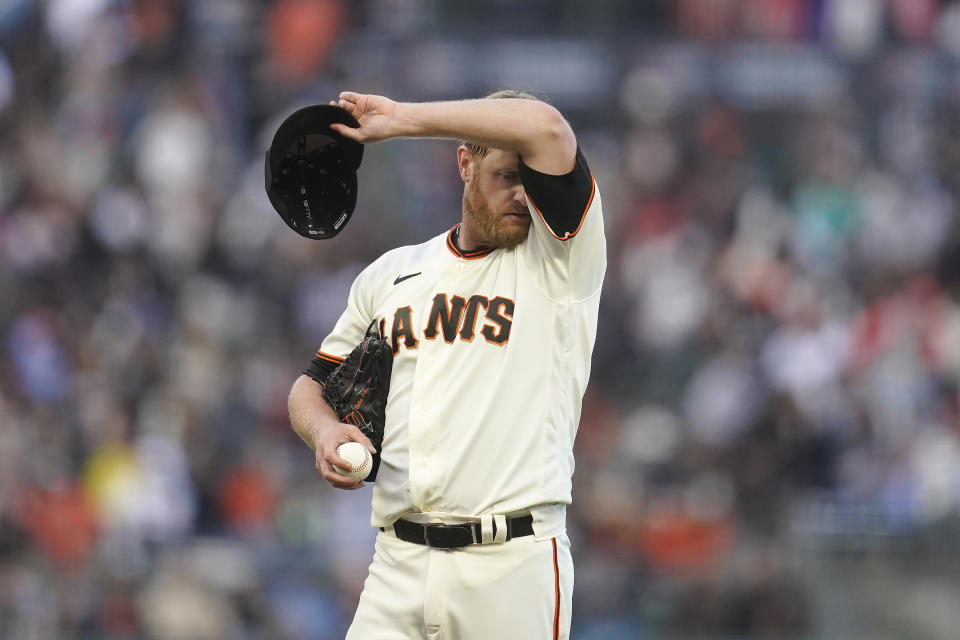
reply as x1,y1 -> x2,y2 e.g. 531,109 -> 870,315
393,272 -> 422,285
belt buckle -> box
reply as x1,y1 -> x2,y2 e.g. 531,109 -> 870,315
424,523 -> 476,548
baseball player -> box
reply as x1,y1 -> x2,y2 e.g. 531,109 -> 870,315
288,89 -> 605,639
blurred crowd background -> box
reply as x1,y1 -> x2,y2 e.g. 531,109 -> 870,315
3,0 -> 960,638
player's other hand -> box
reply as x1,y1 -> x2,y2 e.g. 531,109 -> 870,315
330,92 -> 398,144
314,418 -> 377,490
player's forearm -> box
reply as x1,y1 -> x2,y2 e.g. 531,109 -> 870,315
288,374 -> 340,451
393,99 -> 577,173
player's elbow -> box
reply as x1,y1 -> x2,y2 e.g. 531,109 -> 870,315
524,103 -> 578,173
289,374 -> 319,408
537,103 -> 575,149
287,375 -> 304,416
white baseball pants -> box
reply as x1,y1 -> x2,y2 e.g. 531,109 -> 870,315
345,529 -> 573,639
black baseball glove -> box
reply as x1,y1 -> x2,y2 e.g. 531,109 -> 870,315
321,321 -> 393,481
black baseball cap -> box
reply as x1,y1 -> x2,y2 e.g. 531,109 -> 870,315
264,105 -> 364,239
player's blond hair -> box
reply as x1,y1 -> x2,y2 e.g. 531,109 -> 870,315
461,89 -> 542,159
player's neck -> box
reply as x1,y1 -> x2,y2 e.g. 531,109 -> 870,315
455,220 -> 496,253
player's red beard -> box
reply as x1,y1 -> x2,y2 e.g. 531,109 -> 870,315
462,177 -> 530,249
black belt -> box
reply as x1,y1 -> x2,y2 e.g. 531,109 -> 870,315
385,515 -> 534,549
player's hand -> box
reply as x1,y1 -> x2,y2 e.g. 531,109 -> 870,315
313,418 -> 377,490
329,92 -> 399,143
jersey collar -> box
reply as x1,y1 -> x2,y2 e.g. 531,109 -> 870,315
446,224 -> 496,260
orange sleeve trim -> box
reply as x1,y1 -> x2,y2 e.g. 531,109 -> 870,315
314,350 -> 345,364
527,173 -> 596,242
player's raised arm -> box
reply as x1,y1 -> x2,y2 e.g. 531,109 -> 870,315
329,91 -> 578,176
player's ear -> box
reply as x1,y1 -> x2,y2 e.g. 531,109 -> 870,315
457,145 -> 474,183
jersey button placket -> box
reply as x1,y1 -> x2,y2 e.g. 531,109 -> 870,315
408,346 -> 437,510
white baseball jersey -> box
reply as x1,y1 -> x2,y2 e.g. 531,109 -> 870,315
311,152 -> 605,540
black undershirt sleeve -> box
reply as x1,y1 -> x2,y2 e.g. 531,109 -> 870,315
304,355 -> 339,386
518,147 -> 594,240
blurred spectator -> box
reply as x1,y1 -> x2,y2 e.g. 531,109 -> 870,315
267,0 -> 347,87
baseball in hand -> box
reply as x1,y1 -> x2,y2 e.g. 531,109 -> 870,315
333,442 -> 372,481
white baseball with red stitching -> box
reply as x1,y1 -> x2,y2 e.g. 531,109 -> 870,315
333,442 -> 372,480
